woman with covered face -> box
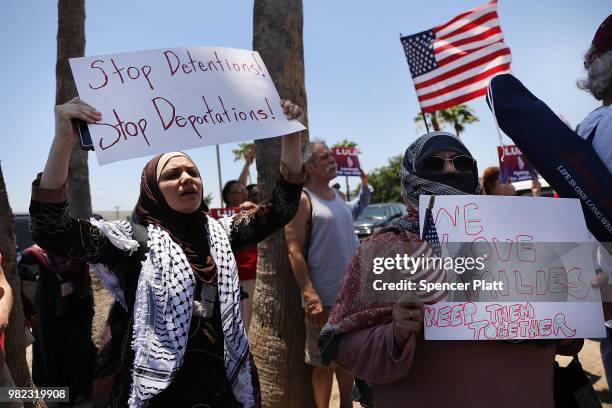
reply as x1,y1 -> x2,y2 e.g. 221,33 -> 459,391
319,132 -> 581,408
29,97 -> 306,407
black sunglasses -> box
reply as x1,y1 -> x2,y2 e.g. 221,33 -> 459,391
420,155 -> 476,173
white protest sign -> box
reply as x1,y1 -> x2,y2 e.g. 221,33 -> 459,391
69,47 -> 305,165
417,195 -> 604,340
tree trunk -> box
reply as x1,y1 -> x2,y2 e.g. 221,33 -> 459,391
251,1 -> 313,406
0,164 -> 45,408
56,0 -> 113,351
430,111 -> 441,132
56,0 -> 91,219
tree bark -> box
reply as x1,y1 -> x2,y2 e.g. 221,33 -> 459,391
0,164 -> 45,408
251,1 -> 313,406
56,0 -> 113,351
56,0 -> 91,219
430,111 -> 441,132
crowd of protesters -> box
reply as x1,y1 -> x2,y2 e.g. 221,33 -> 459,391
0,12 -> 610,408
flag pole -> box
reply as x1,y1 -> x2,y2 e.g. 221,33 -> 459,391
345,175 -> 351,201
216,144 -> 223,208
421,109 -> 431,133
400,32 -> 431,133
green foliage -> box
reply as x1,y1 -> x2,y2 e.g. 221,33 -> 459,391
368,155 -> 403,203
415,111 -> 442,131
332,139 -> 360,153
232,142 -> 254,161
203,193 -> 214,206
414,103 -> 478,137
438,104 -> 478,137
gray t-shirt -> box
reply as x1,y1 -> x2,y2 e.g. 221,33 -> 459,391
304,187 -> 359,306
578,104 -> 612,174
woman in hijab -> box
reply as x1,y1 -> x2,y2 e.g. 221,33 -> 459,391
29,97 -> 306,407
318,132 -> 582,408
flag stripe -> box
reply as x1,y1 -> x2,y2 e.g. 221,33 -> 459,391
433,1 -> 496,36
435,33 -> 504,61
417,62 -> 511,100
420,65 -> 510,108
414,41 -> 508,84
402,0 -> 510,112
422,87 -> 488,112
436,11 -> 499,41
417,54 -> 511,95
435,18 -> 501,46
415,46 -> 511,89
434,26 -> 502,54
436,42 -> 497,67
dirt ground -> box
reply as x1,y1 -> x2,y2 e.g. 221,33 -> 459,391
330,339 -> 612,408
558,340 -> 612,407
26,335 -> 612,408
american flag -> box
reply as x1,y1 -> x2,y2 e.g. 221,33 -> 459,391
412,196 -> 446,303
421,196 -> 442,257
400,0 -> 512,112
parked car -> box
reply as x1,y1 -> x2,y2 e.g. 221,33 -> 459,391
512,176 -> 553,197
354,203 -> 406,241
13,213 -> 34,250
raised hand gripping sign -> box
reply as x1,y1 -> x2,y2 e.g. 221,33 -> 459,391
69,47 -> 305,165
418,195 -> 605,340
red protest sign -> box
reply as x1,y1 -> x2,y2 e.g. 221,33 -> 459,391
209,207 -> 241,219
331,147 -> 361,176
497,145 -> 536,183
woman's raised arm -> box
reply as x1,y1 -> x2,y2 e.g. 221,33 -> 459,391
279,99 -> 305,173
40,97 -> 101,189
226,99 -> 306,251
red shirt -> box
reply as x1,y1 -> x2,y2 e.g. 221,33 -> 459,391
235,245 -> 257,281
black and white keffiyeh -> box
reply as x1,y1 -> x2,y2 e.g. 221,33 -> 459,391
89,216 -> 253,408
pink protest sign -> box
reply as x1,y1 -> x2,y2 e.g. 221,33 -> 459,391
497,145 -> 536,183
331,147 -> 361,176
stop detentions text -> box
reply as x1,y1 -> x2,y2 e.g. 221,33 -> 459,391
87,49 -> 266,91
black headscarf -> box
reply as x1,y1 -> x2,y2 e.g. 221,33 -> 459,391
135,152 -> 216,282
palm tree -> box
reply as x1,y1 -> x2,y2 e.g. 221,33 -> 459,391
333,139 -> 359,151
0,164 -> 42,407
414,104 -> 478,137
56,0 -> 90,219
438,104 -> 478,137
56,0 -> 112,356
414,111 -> 442,132
251,0 -> 313,406
203,193 -> 214,207
232,142 -> 255,161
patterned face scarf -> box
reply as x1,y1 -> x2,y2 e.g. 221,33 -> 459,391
398,131 -> 480,234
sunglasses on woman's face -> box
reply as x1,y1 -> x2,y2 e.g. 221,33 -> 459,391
420,155 -> 476,173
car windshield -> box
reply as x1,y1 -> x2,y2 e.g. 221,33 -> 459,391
358,206 -> 388,220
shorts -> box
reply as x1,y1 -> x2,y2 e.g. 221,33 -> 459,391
304,307 -> 332,367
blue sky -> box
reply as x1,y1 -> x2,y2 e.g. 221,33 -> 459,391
0,1 -> 608,211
